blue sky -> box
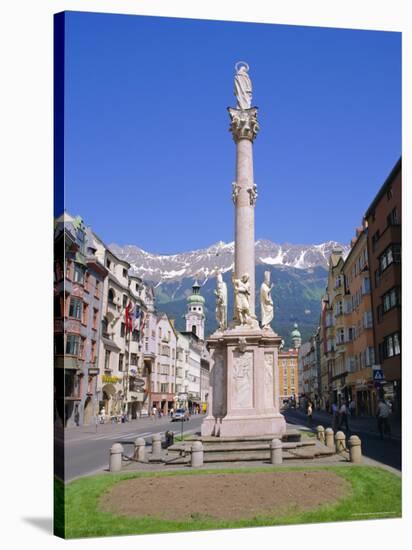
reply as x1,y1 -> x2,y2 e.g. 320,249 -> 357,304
63,12 -> 401,254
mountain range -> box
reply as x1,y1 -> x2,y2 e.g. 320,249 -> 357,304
109,240 -> 350,347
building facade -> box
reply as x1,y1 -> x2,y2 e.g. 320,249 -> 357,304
278,348 -> 299,406
54,213 -> 107,427
152,313 -> 177,414
321,247 -> 349,406
365,158 -> 401,413
54,213 -> 212,425
343,224 -> 377,415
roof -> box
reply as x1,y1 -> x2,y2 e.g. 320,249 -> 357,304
364,157 -> 401,219
187,294 -> 205,304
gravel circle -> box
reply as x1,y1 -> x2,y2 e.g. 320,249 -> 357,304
100,470 -> 350,521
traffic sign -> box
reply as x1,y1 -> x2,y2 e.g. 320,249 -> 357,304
373,369 -> 385,381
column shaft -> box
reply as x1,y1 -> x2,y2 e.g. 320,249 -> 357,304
235,138 -> 255,315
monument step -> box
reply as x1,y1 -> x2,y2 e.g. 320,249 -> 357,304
163,443 -> 335,464
167,439 -> 315,454
185,429 -> 302,444
204,451 -> 270,462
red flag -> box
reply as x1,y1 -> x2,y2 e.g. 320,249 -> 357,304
139,311 -> 146,341
124,302 -> 134,332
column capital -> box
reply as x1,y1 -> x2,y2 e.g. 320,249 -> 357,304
228,107 -> 259,142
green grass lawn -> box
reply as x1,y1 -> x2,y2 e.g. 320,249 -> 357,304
57,465 -> 401,539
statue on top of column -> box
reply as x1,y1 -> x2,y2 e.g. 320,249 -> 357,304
234,62 -> 252,110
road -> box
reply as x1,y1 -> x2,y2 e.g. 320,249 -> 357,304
57,408 -> 401,481
283,407 -> 401,471
59,414 -> 205,481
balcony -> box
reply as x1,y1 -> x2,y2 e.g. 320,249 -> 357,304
373,224 -> 401,255
71,283 -> 84,299
66,318 -> 82,335
107,299 -> 118,311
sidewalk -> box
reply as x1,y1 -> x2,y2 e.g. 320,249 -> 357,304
285,408 -> 401,441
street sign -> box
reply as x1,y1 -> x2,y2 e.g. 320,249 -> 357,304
373,369 -> 385,381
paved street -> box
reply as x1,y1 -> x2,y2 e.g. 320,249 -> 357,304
283,407 -> 401,471
58,408 -> 401,482
61,414 -> 206,481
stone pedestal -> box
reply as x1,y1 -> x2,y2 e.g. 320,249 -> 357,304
201,326 -> 286,438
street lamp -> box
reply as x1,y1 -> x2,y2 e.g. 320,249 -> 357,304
184,379 -> 189,410
94,388 -> 101,433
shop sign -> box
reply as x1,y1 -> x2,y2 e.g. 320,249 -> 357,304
102,375 -> 121,384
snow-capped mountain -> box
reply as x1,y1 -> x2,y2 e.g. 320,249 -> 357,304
109,239 -> 350,283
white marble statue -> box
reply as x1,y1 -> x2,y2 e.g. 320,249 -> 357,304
234,62 -> 252,110
233,273 -> 252,325
260,270 -> 274,329
215,269 -> 228,331
247,183 -> 258,206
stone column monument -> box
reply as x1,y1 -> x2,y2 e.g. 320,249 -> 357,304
201,62 -> 286,438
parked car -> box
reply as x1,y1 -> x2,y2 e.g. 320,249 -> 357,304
171,408 -> 190,422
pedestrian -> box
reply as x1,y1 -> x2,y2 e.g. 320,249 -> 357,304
74,405 -> 80,427
307,401 -> 313,428
152,406 -> 157,420
349,399 -> 356,417
376,398 -> 391,439
170,407 -> 174,418
331,402 -> 339,431
339,401 -> 349,432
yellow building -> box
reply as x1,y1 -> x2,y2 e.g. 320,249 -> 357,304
321,247 -> 347,406
278,348 -> 299,406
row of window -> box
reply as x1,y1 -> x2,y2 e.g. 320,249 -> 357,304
151,382 -> 175,393
55,334 -> 97,362
382,286 -> 401,313
280,359 -> 297,367
346,347 -> 375,372
379,243 -> 401,273
61,260 -> 102,298
371,206 -> 399,251
345,246 -> 369,288
332,315 -> 373,347
65,297 -> 99,328
380,332 -> 401,360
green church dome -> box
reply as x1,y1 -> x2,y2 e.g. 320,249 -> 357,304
291,323 -> 301,338
187,294 -> 205,305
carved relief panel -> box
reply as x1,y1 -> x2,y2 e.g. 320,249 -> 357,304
232,351 -> 253,409
264,353 -> 274,408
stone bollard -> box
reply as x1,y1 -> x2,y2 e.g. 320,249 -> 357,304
191,441 -> 204,467
335,431 -> 346,453
316,425 -> 325,444
325,427 -> 335,450
134,437 -> 146,462
109,443 -> 123,472
270,438 -> 283,465
348,435 -> 362,463
151,433 -> 162,459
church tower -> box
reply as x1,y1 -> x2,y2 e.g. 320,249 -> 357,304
185,280 -> 205,340
291,323 -> 302,349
